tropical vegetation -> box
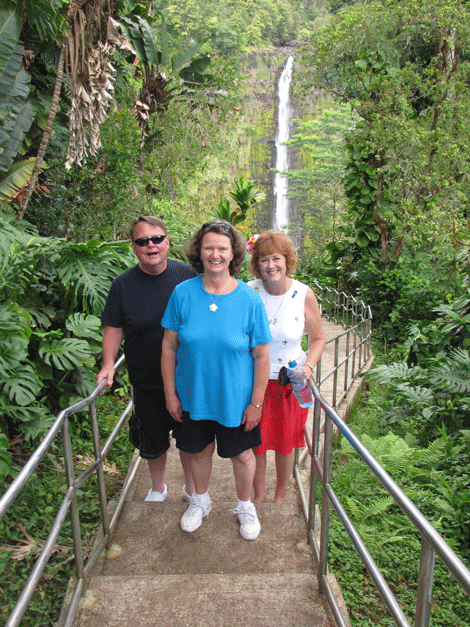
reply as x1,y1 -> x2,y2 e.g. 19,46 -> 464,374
1,0 -> 470,624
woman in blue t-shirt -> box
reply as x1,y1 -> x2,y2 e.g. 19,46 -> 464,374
161,221 -> 271,541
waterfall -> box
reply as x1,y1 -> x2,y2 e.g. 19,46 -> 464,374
273,55 -> 294,231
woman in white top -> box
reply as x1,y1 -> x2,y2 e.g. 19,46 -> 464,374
248,231 -> 326,503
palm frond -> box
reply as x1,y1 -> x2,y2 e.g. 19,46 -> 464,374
0,158 -> 38,202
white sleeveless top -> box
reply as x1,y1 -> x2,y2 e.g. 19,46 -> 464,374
248,278 -> 308,379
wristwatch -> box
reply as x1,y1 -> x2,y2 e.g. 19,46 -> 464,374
250,402 -> 263,408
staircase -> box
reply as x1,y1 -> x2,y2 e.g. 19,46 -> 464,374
72,445 -> 336,626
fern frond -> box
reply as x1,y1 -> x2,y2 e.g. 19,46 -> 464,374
369,362 -> 423,384
381,533 -> 420,550
360,496 -> 395,521
345,497 -> 362,520
414,438 -> 447,467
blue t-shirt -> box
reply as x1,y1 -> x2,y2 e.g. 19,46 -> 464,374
161,276 -> 272,427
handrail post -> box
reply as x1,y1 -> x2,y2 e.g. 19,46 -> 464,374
89,399 -> 111,541
358,315 -> 364,370
308,397 -> 322,543
414,538 -> 435,627
344,330 -> 350,398
333,337 -> 339,407
62,417 -> 85,582
319,408 -> 333,593
351,319 -> 357,381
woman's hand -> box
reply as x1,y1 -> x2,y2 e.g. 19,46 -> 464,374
161,329 -> 183,421
242,404 -> 262,431
302,362 -> 314,380
166,392 -> 183,422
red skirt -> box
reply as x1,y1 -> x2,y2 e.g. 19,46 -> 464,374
255,379 -> 309,456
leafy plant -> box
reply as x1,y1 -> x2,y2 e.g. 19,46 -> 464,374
0,215 -> 134,451
210,176 -> 265,226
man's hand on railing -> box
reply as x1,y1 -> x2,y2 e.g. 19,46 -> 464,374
97,364 -> 115,390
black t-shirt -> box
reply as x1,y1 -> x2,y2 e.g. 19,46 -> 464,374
101,260 -> 198,388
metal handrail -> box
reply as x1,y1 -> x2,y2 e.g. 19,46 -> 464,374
0,355 -> 139,627
294,376 -> 470,627
313,280 -> 373,408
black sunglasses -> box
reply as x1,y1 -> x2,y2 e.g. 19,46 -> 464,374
201,221 -> 233,234
133,235 -> 166,247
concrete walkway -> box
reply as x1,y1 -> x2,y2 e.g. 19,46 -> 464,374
73,318 -> 367,627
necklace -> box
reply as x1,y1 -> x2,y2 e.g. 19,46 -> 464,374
203,275 -> 232,312
261,284 -> 289,326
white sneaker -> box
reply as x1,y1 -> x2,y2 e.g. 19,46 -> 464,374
232,502 -> 260,541
144,485 -> 168,502
181,494 -> 212,533
182,485 -> 191,502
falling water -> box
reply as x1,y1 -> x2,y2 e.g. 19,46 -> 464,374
273,55 -> 294,231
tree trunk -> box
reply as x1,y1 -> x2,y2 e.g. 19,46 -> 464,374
16,41 -> 66,221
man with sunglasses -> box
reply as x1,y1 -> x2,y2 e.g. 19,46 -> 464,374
97,216 -> 197,502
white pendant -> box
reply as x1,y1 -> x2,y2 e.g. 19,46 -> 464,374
209,303 -> 218,312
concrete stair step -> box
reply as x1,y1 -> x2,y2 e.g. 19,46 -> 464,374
74,572 -> 331,627
98,502 -> 313,577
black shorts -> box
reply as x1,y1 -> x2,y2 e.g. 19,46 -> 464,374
173,411 -> 261,459
130,387 -> 178,459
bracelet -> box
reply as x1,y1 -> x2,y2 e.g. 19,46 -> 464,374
305,362 -> 314,375
250,402 -> 263,408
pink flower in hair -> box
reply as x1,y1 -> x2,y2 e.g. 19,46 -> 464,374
246,233 -> 259,253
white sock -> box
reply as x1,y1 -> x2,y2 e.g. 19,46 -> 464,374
237,498 -> 252,509
195,491 -> 210,503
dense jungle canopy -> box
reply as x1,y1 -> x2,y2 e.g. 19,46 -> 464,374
1,0 -> 470,624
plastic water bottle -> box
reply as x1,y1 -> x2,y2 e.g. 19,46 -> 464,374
287,360 -> 313,408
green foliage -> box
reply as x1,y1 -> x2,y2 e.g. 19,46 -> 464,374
0,4 -> 36,175
302,0 -> 470,276
57,240 -> 132,315
0,214 -> 134,453
285,102 -> 352,256
369,351 -> 470,444
327,383 -> 470,625
0,431 -> 11,480
210,176 -> 265,226
335,244 -> 467,344
153,0 -> 314,56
